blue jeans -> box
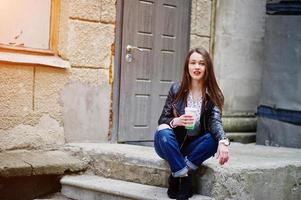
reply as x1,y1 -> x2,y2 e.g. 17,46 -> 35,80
154,128 -> 218,177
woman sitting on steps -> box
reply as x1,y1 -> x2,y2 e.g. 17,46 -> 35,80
154,47 -> 230,200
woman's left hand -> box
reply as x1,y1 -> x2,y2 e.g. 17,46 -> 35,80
216,143 -> 229,165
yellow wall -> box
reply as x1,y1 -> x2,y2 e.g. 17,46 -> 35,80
0,0 -> 214,150
0,0 -> 116,150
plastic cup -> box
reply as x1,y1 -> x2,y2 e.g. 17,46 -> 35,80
184,107 -> 198,130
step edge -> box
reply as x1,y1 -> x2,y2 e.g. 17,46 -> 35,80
61,175 -> 167,200
61,175 -> 212,200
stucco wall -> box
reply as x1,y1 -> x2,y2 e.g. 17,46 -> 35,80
214,0 -> 266,115
0,0 -> 213,149
190,0 -> 213,51
0,0 -> 116,150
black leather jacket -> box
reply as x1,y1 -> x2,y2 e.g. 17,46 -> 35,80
158,82 -> 226,144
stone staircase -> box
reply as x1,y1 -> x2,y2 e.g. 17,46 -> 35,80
59,143 -> 301,200
60,143 -> 211,199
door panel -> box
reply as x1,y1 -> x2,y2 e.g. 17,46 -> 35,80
118,0 -> 190,142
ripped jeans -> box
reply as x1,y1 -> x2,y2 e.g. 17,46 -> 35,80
154,125 -> 218,177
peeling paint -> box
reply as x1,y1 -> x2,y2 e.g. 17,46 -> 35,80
108,23 -> 116,141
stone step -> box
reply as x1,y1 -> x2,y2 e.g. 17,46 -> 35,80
61,175 -> 213,200
126,132 -> 257,146
64,143 -> 301,200
64,143 -> 169,187
227,132 -> 256,143
0,150 -> 87,177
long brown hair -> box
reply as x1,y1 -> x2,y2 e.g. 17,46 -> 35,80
175,47 -> 224,111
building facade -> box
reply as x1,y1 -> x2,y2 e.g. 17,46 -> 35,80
0,0 -> 270,150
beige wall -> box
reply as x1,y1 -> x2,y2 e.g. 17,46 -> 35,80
190,0 -> 213,52
0,0 -> 214,150
0,0 -> 116,150
212,0 -> 266,132
214,0 -> 266,114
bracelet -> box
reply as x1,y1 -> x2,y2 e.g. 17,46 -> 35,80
219,138 -> 230,146
170,119 -> 177,128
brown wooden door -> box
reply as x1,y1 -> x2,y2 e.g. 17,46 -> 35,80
118,0 -> 191,142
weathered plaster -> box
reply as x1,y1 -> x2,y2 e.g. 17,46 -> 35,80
69,0 -> 102,21
191,0 -> 212,37
35,66 -> 109,121
190,35 -> 210,51
0,0 -> 115,149
34,66 -> 70,124
58,0 -> 116,67
0,63 -> 111,148
57,0 -> 70,60
0,114 -> 64,151
214,0 -> 266,113
100,0 -> 116,23
61,81 -> 110,142
189,0 -> 212,52
0,113 -> 43,130
0,64 -> 33,117
68,20 -> 115,68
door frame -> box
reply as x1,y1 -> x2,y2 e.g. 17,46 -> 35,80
111,0 -> 123,143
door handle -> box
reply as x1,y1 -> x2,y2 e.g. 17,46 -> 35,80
126,45 -> 143,52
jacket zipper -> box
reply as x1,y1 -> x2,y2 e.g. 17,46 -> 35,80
202,98 -> 207,133
172,104 -> 180,117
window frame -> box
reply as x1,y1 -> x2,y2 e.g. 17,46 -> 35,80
0,0 -> 70,68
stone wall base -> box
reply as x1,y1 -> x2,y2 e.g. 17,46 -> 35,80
223,116 -> 257,132
0,175 -> 61,200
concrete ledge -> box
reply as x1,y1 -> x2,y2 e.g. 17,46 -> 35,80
66,143 -> 301,200
223,116 -> 257,132
227,132 -> 256,143
198,143 -> 301,200
0,150 -> 87,177
61,175 -> 212,200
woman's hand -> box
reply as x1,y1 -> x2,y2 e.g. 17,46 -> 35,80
173,114 -> 194,127
216,143 -> 229,165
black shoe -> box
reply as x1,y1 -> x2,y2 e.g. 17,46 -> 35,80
176,176 -> 193,200
167,174 -> 179,199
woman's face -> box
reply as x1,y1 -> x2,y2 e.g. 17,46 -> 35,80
188,52 -> 206,82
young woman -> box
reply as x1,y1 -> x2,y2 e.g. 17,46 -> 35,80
154,47 -> 230,200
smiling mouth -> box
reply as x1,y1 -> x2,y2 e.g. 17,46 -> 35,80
193,71 -> 201,75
